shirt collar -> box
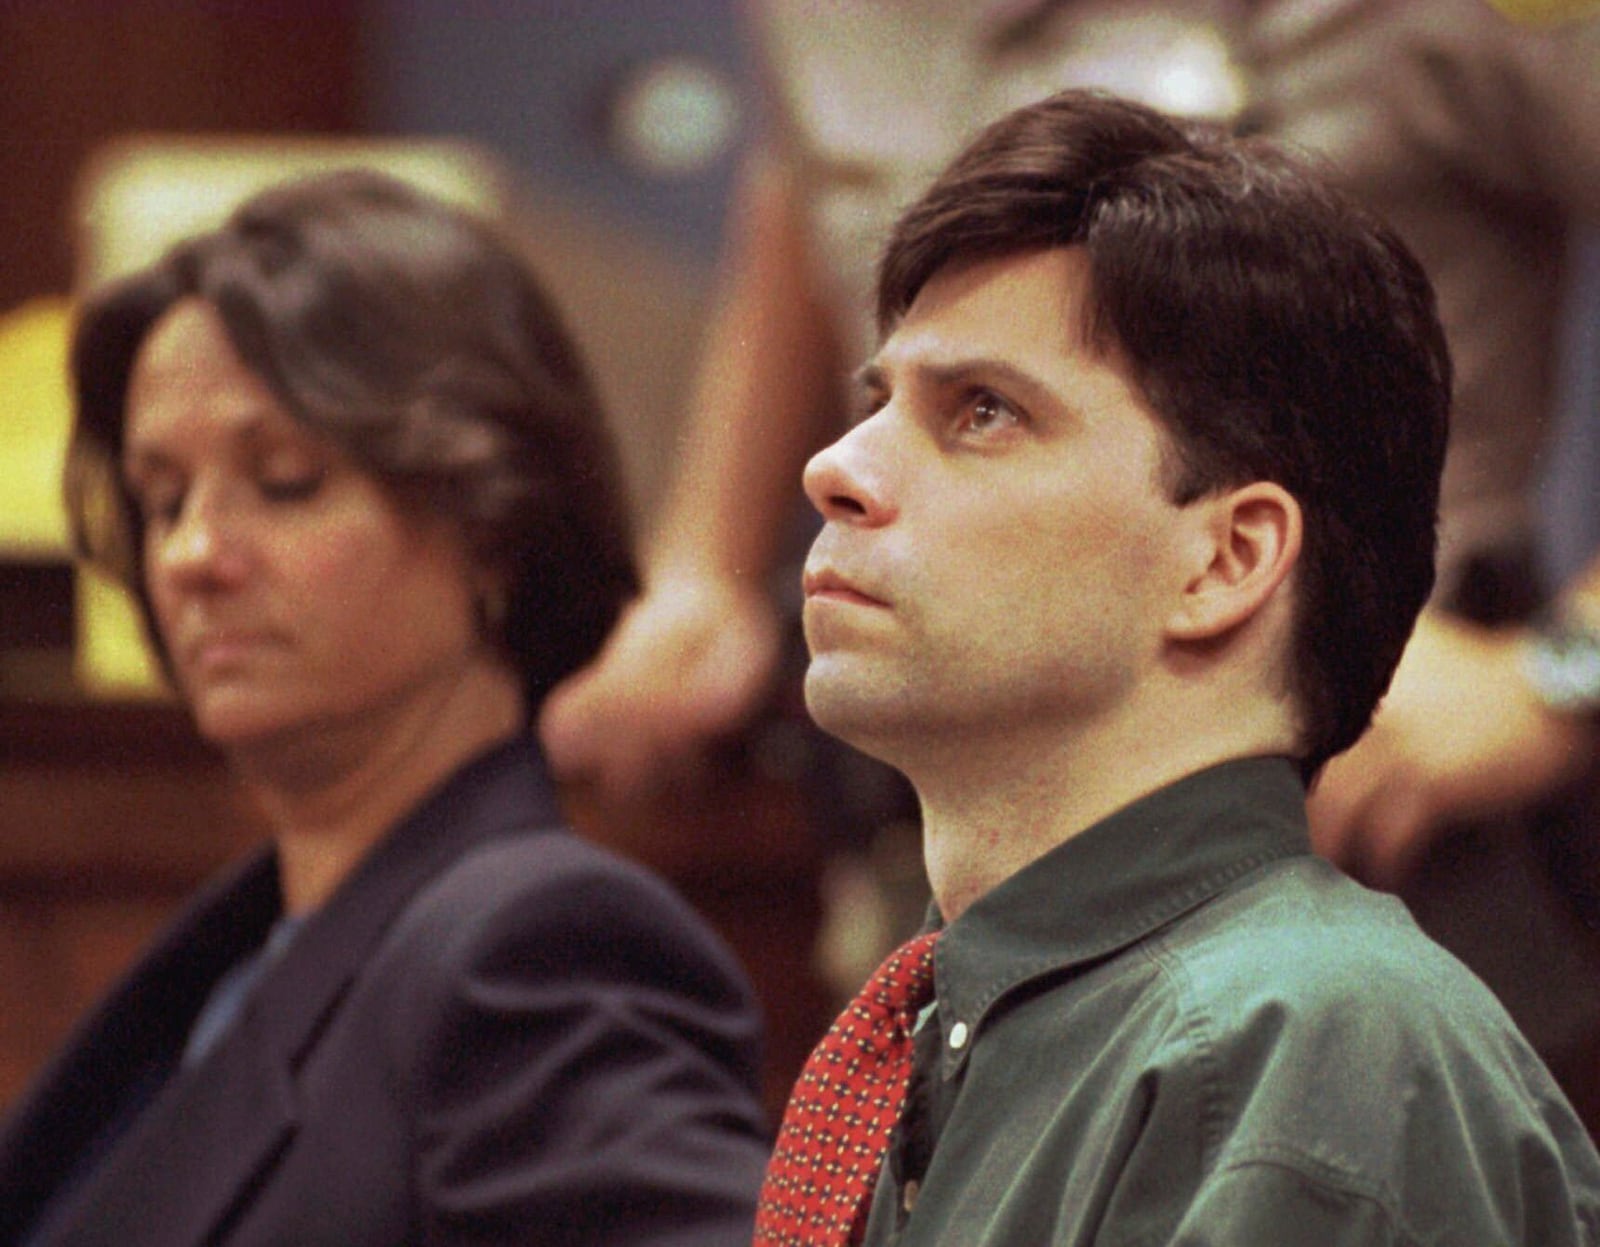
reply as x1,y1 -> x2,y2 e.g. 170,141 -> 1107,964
932,756 -> 1309,1066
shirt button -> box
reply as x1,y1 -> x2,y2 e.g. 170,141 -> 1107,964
948,1020 -> 970,1050
903,1179 -> 921,1213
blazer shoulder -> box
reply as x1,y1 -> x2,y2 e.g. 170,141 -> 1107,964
371,824 -> 756,1012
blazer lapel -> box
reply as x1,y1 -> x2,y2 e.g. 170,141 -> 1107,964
242,735 -> 565,1073
43,1014 -> 300,1247
19,736 -> 562,1247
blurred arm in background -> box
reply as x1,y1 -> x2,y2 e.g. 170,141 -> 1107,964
539,151 -> 840,806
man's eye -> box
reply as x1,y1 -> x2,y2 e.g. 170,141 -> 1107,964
961,390 -> 1023,436
850,390 -> 888,426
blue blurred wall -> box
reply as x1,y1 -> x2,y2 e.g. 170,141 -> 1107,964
364,0 -> 751,262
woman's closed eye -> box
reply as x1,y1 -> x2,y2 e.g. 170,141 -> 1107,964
127,471 -> 186,527
257,468 -> 326,503
254,442 -> 331,503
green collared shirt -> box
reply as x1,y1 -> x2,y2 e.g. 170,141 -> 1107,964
864,757 -> 1600,1246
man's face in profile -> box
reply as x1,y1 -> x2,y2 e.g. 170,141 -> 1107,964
799,246 -> 1199,767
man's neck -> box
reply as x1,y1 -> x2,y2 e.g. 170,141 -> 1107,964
910,696 -> 1296,923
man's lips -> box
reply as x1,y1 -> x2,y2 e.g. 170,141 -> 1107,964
802,567 -> 888,608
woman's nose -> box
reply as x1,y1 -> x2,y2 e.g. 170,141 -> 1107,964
802,417 -> 898,528
152,488 -> 248,588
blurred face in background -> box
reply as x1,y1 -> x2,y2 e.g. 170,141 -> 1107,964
122,298 -> 486,756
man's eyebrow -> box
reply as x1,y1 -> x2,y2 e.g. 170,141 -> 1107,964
855,355 -> 1060,410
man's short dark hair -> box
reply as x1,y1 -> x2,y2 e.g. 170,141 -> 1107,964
66,168 -> 638,704
878,90 -> 1452,780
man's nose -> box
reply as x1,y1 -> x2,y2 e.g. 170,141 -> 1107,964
801,416 -> 898,527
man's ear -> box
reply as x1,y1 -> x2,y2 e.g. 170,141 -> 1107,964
1166,481 -> 1302,643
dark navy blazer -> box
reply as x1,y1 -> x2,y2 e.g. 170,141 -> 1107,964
0,737 -> 769,1246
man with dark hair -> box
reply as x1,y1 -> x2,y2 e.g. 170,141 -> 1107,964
545,1 -> 1600,1137
754,90 -> 1600,1246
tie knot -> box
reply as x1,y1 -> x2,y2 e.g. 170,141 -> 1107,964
865,929 -> 941,1018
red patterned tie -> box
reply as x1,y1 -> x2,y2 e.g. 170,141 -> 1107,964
754,930 -> 941,1246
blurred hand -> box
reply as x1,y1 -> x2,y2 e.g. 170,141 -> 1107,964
1309,610 -> 1596,888
538,573 -> 784,806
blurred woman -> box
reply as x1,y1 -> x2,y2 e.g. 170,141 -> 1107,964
0,169 -> 767,1246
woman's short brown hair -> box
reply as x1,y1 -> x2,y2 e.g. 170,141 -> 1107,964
66,168 -> 638,704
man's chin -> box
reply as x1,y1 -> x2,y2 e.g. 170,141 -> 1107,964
803,666 -> 910,763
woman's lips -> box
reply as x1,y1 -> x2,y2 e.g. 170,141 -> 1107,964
185,630 -> 274,672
